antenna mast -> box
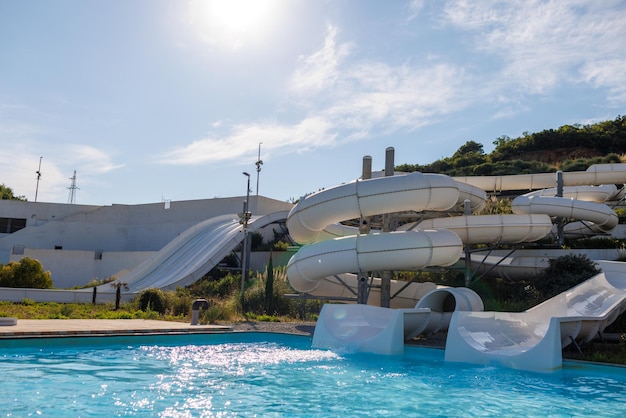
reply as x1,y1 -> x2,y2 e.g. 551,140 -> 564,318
67,170 -> 79,204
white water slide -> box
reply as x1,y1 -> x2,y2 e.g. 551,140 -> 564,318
286,164 -> 626,370
104,211 -> 289,293
446,260 -> 626,371
287,165 -> 625,302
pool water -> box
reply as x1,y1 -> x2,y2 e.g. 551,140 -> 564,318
1,332 -> 625,417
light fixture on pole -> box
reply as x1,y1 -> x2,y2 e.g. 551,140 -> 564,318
239,172 -> 252,301
34,156 -> 43,202
255,142 -> 263,197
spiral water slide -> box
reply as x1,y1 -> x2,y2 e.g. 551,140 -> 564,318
286,172 -> 470,308
288,164 -> 626,362
286,172 -> 552,353
104,211 -> 289,293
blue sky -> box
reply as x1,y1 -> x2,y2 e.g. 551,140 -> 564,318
1,0 -> 625,206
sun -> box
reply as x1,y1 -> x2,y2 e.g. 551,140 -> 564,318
189,0 -> 277,50
208,0 -> 273,33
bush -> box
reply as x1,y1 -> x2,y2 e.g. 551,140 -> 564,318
165,289 -> 193,317
0,257 -> 53,289
467,254 -> 601,312
273,241 -> 290,251
137,288 -> 167,314
529,254 -> 600,301
192,274 -> 238,298
240,267 -> 321,320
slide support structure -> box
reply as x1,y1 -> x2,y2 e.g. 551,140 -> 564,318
357,156 -> 373,305
556,171 -> 564,246
380,147 -> 395,308
463,199 -> 472,287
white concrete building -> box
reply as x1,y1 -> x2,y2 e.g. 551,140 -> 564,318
0,196 -> 293,288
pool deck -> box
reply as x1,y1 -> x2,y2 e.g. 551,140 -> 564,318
0,319 -> 232,339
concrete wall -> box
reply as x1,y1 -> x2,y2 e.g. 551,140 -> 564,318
8,250 -> 295,289
10,249 -> 154,288
0,196 -> 293,254
0,196 -> 294,290
0,287 -> 130,304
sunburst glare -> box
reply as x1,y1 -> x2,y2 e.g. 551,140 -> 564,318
189,0 -> 279,50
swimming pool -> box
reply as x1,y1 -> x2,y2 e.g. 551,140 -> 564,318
1,332 -> 625,416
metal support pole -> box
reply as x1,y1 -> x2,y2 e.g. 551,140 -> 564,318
380,147 -> 395,308
357,156 -> 372,305
34,156 -> 42,202
240,200 -> 248,298
359,155 -> 372,233
556,171 -> 564,246
464,199 -> 473,287
255,142 -> 263,197
240,172 -> 251,303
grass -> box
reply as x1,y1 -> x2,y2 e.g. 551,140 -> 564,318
564,339 -> 626,365
0,300 -> 187,321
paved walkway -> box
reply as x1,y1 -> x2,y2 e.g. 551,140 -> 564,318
0,319 -> 232,339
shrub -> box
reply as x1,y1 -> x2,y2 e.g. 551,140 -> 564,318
272,240 -> 290,251
530,254 -> 600,301
615,208 -> 626,224
202,305 -> 223,324
137,288 -> 167,314
240,267 -> 321,320
0,257 -> 53,289
198,274 -> 238,297
165,289 -> 193,317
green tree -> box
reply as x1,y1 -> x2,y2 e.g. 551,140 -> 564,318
453,140 -> 484,157
0,184 -> 27,201
0,257 -> 53,288
451,141 -> 486,168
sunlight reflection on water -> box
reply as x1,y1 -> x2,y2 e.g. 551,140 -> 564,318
2,333 -> 626,416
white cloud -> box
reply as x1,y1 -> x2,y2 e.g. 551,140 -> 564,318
69,144 -> 125,174
579,59 -> 626,104
157,1 -> 626,168
0,138 -> 123,202
329,62 -> 469,134
158,23 -> 471,166
289,24 -> 352,95
407,0 -> 425,21
442,0 -> 626,100
156,116 -> 335,165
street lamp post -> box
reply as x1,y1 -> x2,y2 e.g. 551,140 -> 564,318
34,156 -> 42,202
240,172 -> 252,302
255,142 -> 263,197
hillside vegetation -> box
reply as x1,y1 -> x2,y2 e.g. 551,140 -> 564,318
396,115 -> 626,176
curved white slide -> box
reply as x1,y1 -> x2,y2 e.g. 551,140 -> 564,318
412,214 -> 553,244
313,286 -> 484,354
287,172 -> 460,244
286,172 -> 467,307
288,166 -> 622,298
512,195 -> 618,233
287,229 -> 463,293
453,163 -> 626,192
445,260 -> 626,371
105,211 -> 290,292
288,163 -> 626,363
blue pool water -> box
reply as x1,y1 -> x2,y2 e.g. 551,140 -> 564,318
1,332 -> 626,417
